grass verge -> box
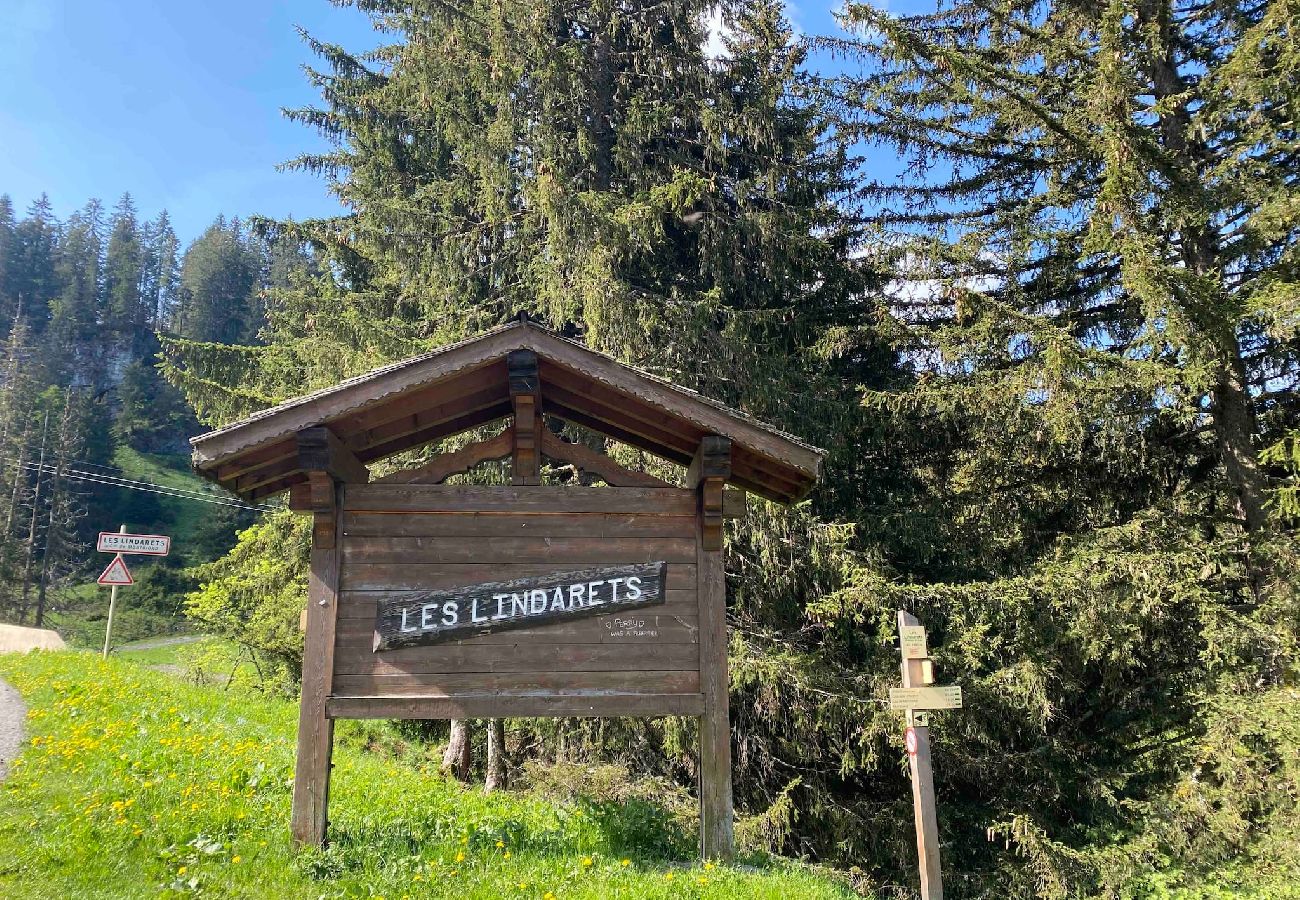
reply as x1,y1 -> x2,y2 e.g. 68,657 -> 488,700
0,650 -> 859,900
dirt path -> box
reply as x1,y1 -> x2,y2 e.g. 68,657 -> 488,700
0,678 -> 24,782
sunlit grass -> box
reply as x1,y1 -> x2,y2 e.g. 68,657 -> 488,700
0,651 -> 859,899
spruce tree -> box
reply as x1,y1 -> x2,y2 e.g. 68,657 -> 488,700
103,193 -> 148,355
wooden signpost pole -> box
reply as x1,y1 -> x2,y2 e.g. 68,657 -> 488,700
899,609 -> 943,900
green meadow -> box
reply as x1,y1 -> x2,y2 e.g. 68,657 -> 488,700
0,650 -> 858,900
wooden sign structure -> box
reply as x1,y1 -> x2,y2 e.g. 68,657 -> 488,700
191,318 -> 823,860
896,611 -> 964,900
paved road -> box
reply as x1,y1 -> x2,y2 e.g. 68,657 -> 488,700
0,678 -> 24,782
116,634 -> 204,652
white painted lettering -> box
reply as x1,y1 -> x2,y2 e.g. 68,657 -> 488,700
441,601 -> 459,626
607,577 -> 625,602
569,583 -> 586,608
626,576 -> 642,600
588,580 -> 605,605
511,593 -> 529,617
421,603 -> 438,629
493,593 -> 510,619
471,599 -> 488,623
400,607 -> 417,632
550,586 -> 565,611
530,589 -> 547,614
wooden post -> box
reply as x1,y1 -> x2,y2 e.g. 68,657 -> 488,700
291,472 -> 342,847
102,523 -> 126,658
899,610 -> 943,899
508,349 -> 541,485
695,436 -> 734,860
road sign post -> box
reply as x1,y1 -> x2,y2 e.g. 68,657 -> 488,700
97,526 -> 168,658
898,609 -> 952,900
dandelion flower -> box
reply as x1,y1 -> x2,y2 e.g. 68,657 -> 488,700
503,851 -> 511,859
496,840 -> 505,848
178,866 -> 187,875
455,851 -> 465,863
621,859 -> 631,867
582,857 -> 593,867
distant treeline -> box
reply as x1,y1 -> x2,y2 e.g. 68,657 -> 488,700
0,193 -> 302,629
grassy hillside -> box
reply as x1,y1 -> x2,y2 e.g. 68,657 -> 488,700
0,651 -> 858,900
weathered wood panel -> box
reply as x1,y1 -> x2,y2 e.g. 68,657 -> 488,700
373,562 -> 667,650
337,588 -> 697,617
343,536 -> 695,565
342,512 -> 697,539
330,670 -> 700,697
343,484 -> 696,515
326,692 -> 706,719
334,642 -> 701,675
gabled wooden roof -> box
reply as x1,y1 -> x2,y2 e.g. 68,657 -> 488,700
191,319 -> 823,503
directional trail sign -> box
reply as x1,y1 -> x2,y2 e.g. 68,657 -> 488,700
889,686 -> 963,711
97,532 -> 170,556
97,555 -> 134,586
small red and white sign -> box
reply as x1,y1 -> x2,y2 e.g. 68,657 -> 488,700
97,555 -> 134,586
97,532 -> 170,556
905,726 -> 919,757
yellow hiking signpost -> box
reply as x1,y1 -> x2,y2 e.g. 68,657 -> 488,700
896,610 -> 963,900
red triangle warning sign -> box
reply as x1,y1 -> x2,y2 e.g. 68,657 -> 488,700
97,555 -> 134,586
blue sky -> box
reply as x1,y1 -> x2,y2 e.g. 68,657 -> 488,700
0,1 -> 866,245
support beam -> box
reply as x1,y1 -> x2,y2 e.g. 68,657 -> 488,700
697,530 -> 734,861
508,350 -> 542,485
374,429 -> 515,485
900,610 -> 944,899
690,436 -> 731,551
291,476 -> 342,848
539,429 -> 674,488
297,426 -> 370,486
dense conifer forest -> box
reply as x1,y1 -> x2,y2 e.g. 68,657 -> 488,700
3,0 -> 1297,895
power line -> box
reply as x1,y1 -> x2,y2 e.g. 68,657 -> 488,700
4,457 -> 266,511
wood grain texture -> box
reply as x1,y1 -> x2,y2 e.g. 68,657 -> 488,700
291,482 -> 341,848
900,609 -> 944,900
334,641 -> 701,675
330,670 -> 700,697
341,511 -> 696,538
327,692 -> 706,719
697,537 -> 734,861
372,561 -> 668,650
343,484 -> 696,515
342,536 -> 696,566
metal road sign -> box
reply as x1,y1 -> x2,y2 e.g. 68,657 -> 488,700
889,685 -> 963,711
900,624 -> 929,659
97,532 -> 170,556
97,555 -> 134,586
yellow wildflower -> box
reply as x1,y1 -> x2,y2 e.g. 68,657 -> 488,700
455,851 -> 465,863
232,856 -> 242,864
503,851 -> 511,859
582,857 -> 593,867
620,859 -> 631,867
178,866 -> 187,875
496,840 -> 505,848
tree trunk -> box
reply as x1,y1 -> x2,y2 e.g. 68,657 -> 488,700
441,719 -> 472,781
1212,351 -> 1269,531
484,718 -> 507,793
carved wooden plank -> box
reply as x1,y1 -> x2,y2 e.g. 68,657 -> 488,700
539,429 -> 674,488
330,669 -> 700,696
691,436 -> 731,551
326,692 -> 706,720
373,429 -> 514,485
341,535 -> 697,565
373,562 -> 667,651
344,484 -> 695,514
